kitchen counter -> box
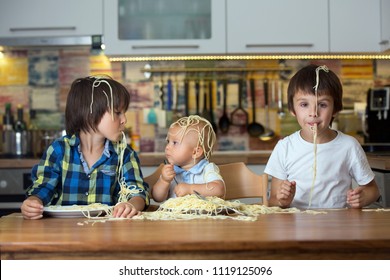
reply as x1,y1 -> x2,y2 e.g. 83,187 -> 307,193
1,151 -> 389,172
1,209 -> 390,260
366,154 -> 390,171
140,151 -> 273,166
0,151 -> 273,169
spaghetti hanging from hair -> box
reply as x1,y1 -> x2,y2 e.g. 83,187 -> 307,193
308,65 -> 329,209
89,76 -> 115,120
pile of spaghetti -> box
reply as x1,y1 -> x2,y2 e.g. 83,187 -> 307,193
132,194 -> 326,222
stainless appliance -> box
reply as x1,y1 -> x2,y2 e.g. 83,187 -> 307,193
362,144 -> 390,208
2,131 -> 32,157
373,170 -> 390,207
0,168 -> 32,216
365,86 -> 390,143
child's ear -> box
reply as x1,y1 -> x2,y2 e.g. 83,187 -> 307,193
192,146 -> 204,159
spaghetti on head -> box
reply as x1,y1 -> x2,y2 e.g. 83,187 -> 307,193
65,75 -> 130,136
168,115 -> 216,161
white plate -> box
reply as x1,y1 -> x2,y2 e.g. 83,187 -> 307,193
43,205 -> 108,218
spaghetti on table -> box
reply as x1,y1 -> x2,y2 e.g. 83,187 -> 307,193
64,195 -> 327,224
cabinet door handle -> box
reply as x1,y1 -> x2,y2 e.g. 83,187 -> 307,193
10,27 -> 76,32
132,45 -> 200,49
245,43 -> 313,48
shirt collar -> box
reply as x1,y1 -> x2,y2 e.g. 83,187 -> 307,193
68,134 -> 111,157
173,158 -> 208,175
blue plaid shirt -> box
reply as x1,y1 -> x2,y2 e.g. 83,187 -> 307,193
27,134 -> 150,207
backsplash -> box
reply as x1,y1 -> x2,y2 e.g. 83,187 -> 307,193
1,47 -> 390,153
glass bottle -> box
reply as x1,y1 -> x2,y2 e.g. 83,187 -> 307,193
14,104 -> 27,132
2,103 -> 14,155
13,104 -> 27,156
3,103 -> 14,131
28,109 -> 40,158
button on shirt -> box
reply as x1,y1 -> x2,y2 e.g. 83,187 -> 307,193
27,134 -> 150,206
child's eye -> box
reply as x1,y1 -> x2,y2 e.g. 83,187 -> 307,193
318,103 -> 328,108
166,138 -> 179,146
299,102 -> 308,108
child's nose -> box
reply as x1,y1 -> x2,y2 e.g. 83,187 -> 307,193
309,104 -> 318,117
121,114 -> 127,124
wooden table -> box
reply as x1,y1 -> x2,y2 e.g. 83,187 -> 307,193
1,209 -> 390,260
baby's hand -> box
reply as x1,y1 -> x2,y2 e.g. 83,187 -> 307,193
277,180 -> 296,208
160,164 -> 176,183
174,183 -> 191,197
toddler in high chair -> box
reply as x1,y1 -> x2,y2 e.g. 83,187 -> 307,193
152,115 -> 225,202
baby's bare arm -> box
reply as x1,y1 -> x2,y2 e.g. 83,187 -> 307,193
151,165 -> 175,202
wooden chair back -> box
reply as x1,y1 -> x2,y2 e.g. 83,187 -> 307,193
218,162 -> 269,206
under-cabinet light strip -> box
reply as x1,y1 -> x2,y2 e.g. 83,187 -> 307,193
109,54 -> 390,62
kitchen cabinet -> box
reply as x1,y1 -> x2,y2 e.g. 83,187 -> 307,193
381,0 -> 390,51
103,0 -> 226,56
329,0 -> 382,52
0,0 -> 103,38
226,0 -> 329,54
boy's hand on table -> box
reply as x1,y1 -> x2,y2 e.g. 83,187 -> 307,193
21,196 -> 44,220
277,180 -> 296,208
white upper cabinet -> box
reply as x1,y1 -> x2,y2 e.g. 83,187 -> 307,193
226,0 -> 329,54
381,0 -> 390,51
0,0 -> 103,38
103,0 -> 226,56
329,0 -> 381,52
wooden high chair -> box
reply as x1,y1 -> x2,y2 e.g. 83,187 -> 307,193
144,162 -> 269,206
218,162 -> 269,206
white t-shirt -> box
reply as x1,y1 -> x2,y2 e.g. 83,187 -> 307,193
264,130 -> 374,209
168,159 -> 223,199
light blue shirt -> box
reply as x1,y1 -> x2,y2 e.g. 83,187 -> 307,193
169,159 -> 223,198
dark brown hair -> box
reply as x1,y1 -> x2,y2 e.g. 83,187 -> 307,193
65,76 -> 130,135
287,64 -> 343,114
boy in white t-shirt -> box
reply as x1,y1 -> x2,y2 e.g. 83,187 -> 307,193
265,64 -> 380,209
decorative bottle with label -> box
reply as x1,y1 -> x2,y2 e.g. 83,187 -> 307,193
13,104 -> 28,156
